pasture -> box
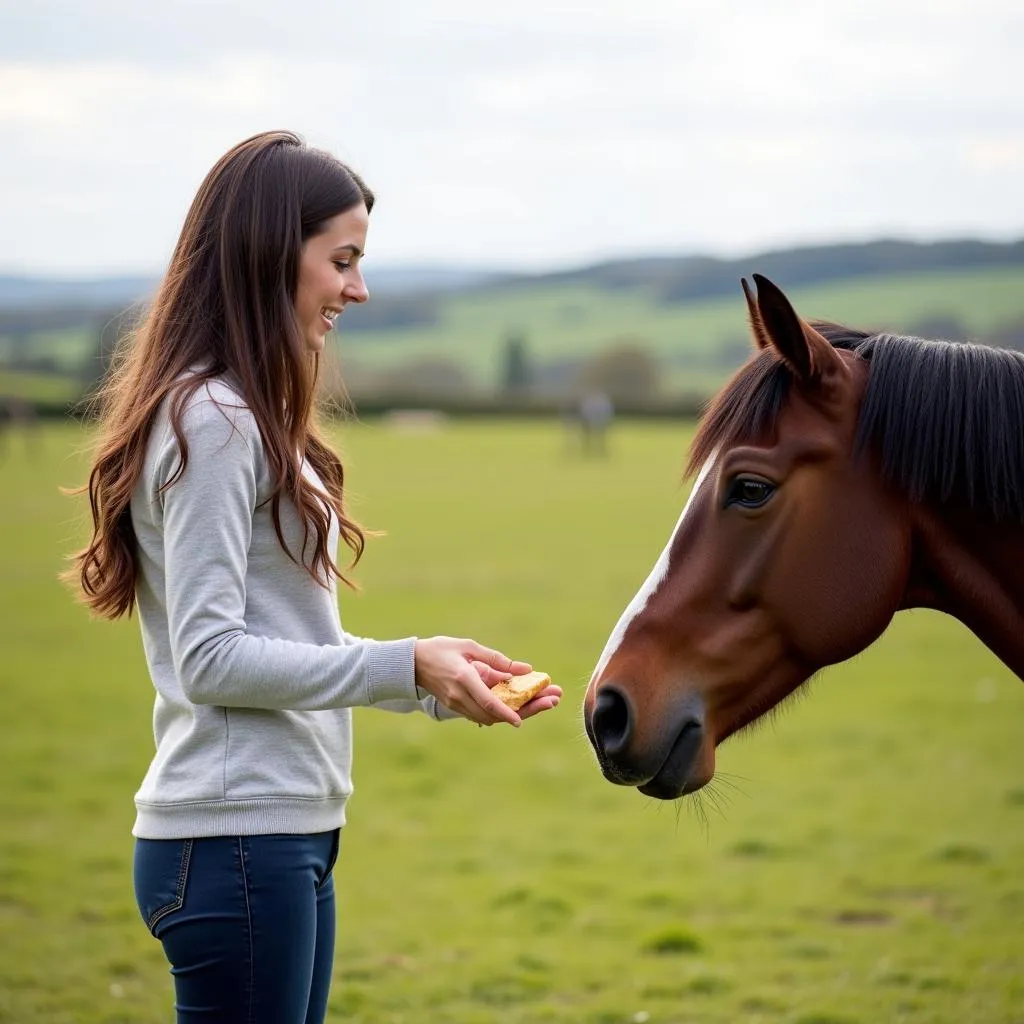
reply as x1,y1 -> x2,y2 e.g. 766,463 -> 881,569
1,418 -> 1022,1023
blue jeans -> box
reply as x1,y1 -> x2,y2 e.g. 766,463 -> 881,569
134,831 -> 340,1023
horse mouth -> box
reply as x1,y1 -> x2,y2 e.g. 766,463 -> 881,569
636,721 -> 707,800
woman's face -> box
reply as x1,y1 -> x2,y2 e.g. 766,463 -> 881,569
294,204 -> 370,352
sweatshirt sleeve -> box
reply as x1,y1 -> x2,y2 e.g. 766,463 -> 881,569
156,391 -> 420,711
341,629 -> 461,721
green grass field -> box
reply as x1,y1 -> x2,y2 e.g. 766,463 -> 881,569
0,369 -> 82,406
1,420 -> 1022,1024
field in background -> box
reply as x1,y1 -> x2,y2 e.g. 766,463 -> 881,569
3,266 -> 1024,402
1,420 -> 1022,1024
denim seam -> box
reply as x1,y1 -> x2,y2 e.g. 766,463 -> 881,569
146,838 -> 193,932
237,836 -> 255,1024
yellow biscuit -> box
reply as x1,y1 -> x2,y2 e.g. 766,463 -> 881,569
491,671 -> 552,711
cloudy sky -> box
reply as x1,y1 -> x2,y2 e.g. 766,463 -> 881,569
2,0 -> 1022,277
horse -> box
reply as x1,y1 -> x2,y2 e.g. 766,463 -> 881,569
583,274 -> 1024,801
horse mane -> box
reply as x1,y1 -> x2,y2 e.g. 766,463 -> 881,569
688,323 -> 1024,523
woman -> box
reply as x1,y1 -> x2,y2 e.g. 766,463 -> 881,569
66,129 -> 561,1023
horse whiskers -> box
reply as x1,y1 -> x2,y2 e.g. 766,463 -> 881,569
686,790 -> 712,837
697,779 -> 733,822
708,771 -> 750,799
701,780 -> 727,812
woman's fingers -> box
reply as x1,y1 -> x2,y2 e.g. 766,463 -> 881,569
517,685 -> 563,720
471,660 -> 510,686
518,696 -> 559,719
459,662 -> 521,727
465,641 -> 532,676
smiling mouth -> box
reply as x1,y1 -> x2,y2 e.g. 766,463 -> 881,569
320,307 -> 342,329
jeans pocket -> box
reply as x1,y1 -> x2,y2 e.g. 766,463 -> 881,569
313,829 -> 341,891
325,829 -> 341,877
133,838 -> 194,935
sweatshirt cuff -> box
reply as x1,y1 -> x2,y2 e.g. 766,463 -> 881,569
429,700 -> 463,722
365,637 -> 419,704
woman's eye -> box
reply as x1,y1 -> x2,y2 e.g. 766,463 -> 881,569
725,477 -> 775,509
333,261 -> 351,272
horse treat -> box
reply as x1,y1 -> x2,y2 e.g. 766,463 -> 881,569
492,671 -> 552,710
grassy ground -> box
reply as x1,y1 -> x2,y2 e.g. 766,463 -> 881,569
0,369 -> 82,406
0,419 -> 1022,1024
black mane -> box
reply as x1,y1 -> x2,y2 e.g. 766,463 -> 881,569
689,324 -> 1024,523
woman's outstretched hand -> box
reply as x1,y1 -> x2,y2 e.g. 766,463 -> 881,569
414,637 -> 562,726
471,662 -> 563,721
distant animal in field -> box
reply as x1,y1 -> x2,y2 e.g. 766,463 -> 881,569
584,274 -> 1024,800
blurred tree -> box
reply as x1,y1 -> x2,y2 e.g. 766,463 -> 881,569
577,339 -> 661,405
500,332 -> 532,394
373,356 -> 472,398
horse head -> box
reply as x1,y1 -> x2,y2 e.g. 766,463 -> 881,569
583,275 -> 916,799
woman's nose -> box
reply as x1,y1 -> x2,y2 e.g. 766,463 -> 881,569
345,269 -> 369,304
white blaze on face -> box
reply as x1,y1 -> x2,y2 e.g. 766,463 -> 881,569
589,456 -> 717,688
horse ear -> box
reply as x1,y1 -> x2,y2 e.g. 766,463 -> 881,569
740,278 -> 770,350
750,273 -> 843,386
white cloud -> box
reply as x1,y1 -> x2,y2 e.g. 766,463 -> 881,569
1,0 -> 1022,274
0,59 -> 273,129
965,139 -> 1024,171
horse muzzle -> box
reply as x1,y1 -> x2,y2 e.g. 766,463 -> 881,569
584,683 -> 711,799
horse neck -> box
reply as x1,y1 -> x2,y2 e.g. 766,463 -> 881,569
906,505 -> 1024,680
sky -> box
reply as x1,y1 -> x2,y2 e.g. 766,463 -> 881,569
1,0 -> 1022,277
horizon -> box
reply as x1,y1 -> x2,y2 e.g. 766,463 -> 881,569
3,230 -> 1023,286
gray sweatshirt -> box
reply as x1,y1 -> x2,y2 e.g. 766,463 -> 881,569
130,377 -> 449,839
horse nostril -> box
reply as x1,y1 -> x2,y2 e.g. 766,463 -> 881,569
593,685 -> 633,756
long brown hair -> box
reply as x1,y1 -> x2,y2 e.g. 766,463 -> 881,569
66,130 -> 373,619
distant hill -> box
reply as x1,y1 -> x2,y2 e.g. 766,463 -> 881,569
338,236 -> 1024,333
363,265 -> 505,295
334,264 -> 1024,395
4,238 -> 1024,404
3,237 -> 1022,315
0,275 -> 157,310
0,264 -> 507,312
486,238 -> 1024,302
5,264 -> 1024,406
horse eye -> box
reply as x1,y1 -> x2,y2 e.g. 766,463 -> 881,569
725,477 -> 775,509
